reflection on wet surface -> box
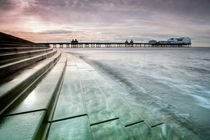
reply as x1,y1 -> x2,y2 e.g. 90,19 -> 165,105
64,48 -> 210,140
3,49 -> 206,139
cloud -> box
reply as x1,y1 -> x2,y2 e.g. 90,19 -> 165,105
0,0 -> 210,46
40,30 -> 73,34
0,0 -> 13,10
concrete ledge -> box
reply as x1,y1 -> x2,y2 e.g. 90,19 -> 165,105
0,44 -> 37,47
0,49 -> 57,79
0,48 -> 53,65
0,110 -> 47,140
0,54 -> 67,139
0,47 -> 49,54
0,51 -> 61,115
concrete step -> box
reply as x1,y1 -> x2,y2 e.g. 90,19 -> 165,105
0,49 -> 57,79
4,54 -> 67,117
0,110 -> 47,140
0,51 -> 61,115
0,48 -> 53,65
0,54 -> 67,140
0,44 -> 37,47
0,47 -> 49,54
0,44 -> 48,48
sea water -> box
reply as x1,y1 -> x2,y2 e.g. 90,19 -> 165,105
65,47 -> 210,140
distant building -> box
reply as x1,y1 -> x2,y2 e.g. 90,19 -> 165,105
168,37 -> 191,44
149,37 -> 191,45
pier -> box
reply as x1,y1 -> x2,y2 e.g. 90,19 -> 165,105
39,42 -> 191,48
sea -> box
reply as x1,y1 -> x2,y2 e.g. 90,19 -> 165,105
64,47 -> 210,140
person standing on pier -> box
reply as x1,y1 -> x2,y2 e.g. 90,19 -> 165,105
130,40 -> 134,47
130,40 -> 134,44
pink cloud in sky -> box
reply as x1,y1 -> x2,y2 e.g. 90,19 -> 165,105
0,0 -> 210,46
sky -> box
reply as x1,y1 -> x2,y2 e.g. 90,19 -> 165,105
0,0 -> 210,46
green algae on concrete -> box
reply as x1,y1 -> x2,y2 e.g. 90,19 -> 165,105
95,78 -> 144,126
0,111 -> 45,140
82,79 -> 117,125
76,61 -> 117,125
52,65 -> 86,121
48,116 -> 92,140
91,119 -> 132,140
78,65 -> 163,127
82,70 -> 144,126
125,94 -> 164,127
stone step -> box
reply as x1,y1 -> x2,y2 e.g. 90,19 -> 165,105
0,44 -> 37,47
0,110 -> 46,140
0,48 -> 53,65
4,54 -> 67,118
0,51 -> 61,115
0,47 -> 49,54
0,54 -> 67,140
0,49 -> 57,79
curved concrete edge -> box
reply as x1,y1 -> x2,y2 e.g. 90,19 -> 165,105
0,47 -> 50,54
40,54 -> 67,140
0,52 -> 66,140
0,51 -> 61,116
0,49 -> 57,78
0,48 -> 53,64
19,53 -> 67,140
44,53 -> 67,119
